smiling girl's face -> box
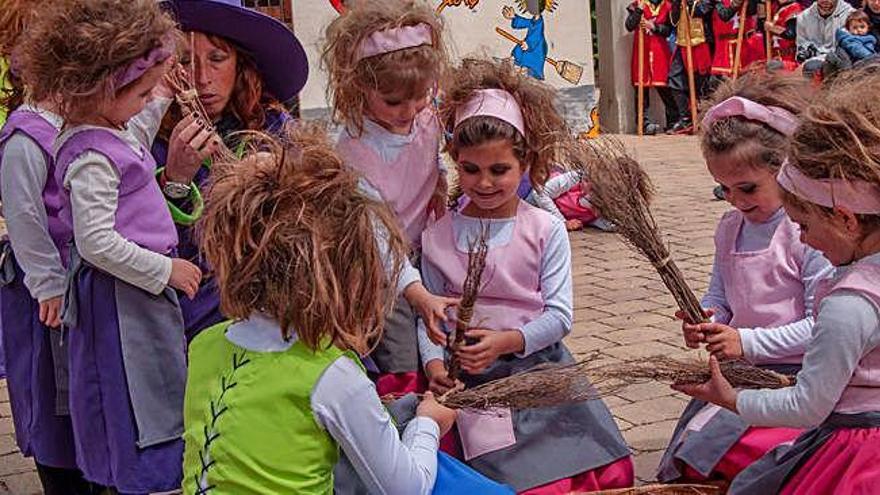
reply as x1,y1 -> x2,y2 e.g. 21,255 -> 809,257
707,152 -> 783,223
456,138 -> 525,219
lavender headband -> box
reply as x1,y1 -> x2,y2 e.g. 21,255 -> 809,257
113,35 -> 175,89
454,88 -> 526,137
777,160 -> 880,214
355,23 -> 433,62
701,96 -> 799,136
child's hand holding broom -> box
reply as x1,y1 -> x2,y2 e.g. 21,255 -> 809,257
417,391 -> 458,437
676,308 -> 716,348
457,328 -> 525,374
672,356 -> 739,412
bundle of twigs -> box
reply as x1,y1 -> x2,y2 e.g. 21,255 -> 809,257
567,138 -> 706,324
445,224 -> 490,381
586,484 -> 720,495
439,354 -> 793,411
441,361 -> 596,410
587,356 -> 795,395
163,62 -> 236,163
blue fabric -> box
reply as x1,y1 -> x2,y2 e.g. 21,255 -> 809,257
510,15 -> 548,79
432,451 -> 514,495
837,29 -> 878,61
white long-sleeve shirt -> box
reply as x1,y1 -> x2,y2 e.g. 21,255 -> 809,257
701,208 -> 833,364
418,213 -> 573,364
58,98 -> 173,295
0,105 -> 66,302
737,252 -> 880,428
525,170 -> 584,221
225,314 -> 440,495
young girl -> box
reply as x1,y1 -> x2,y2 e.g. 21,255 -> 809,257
17,0 -> 202,491
0,2 -> 94,491
625,0 -> 677,135
656,72 -> 833,485
527,169 -> 616,232
323,0 -> 458,397
184,124 -> 510,495
677,67 -> 880,495
419,58 -> 633,494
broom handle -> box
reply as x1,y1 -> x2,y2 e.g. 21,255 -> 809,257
637,4 -> 646,137
495,26 -> 523,45
681,0 -> 699,126
764,0 -> 773,59
732,0 -> 748,80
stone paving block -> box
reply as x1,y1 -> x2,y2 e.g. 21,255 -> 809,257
613,396 -> 688,425
0,437 -> 17,457
598,311 -> 673,331
633,449 -> 665,483
616,382 -> 679,403
602,340 -> 688,361
623,419 -> 679,452
1,471 -> 41,495
0,453 -> 34,477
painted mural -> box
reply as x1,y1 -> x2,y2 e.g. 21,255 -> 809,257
293,0 -> 595,118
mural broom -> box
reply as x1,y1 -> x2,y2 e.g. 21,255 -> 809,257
495,27 -> 584,84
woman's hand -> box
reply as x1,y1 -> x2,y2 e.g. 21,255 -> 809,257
702,323 -> 744,361
404,283 -> 459,346
676,308 -> 715,349
456,328 -> 525,374
417,391 -> 457,436
168,258 -> 203,300
672,356 -> 739,412
164,114 -> 221,185
39,296 -> 63,328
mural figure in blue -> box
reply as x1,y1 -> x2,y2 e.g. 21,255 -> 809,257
502,0 -> 557,79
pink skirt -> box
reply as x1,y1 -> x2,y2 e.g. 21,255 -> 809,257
780,426 -> 880,494
374,371 -> 424,398
683,426 -> 803,482
519,456 -> 634,494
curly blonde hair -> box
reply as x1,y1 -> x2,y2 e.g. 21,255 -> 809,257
440,58 -> 569,190
700,70 -> 815,172
321,0 -> 447,136
198,123 -> 408,354
783,66 -> 880,232
15,0 -> 176,123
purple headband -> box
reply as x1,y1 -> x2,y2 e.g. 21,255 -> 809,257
454,89 -> 525,137
701,96 -> 799,136
355,23 -> 433,62
777,160 -> 880,214
113,35 -> 175,89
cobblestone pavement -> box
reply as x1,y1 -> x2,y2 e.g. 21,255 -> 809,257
0,135 -> 726,493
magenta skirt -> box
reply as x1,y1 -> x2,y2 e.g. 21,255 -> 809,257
781,426 -> 880,494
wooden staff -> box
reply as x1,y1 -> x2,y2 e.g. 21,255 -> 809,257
681,0 -> 699,126
732,0 -> 748,80
637,2 -> 646,136
764,0 -> 773,59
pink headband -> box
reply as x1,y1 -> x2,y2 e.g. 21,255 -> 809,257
777,160 -> 880,214
113,35 -> 175,89
702,96 -> 799,136
454,88 -> 525,136
355,23 -> 433,62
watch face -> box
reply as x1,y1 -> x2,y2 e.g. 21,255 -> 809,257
163,182 -> 191,199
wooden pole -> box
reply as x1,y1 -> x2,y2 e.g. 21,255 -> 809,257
637,8 -> 646,136
764,0 -> 774,60
681,0 -> 699,126
732,0 -> 748,80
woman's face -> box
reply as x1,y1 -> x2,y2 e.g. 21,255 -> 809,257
181,31 -> 238,121
867,0 -> 880,13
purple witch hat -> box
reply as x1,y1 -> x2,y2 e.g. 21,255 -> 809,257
161,0 -> 308,103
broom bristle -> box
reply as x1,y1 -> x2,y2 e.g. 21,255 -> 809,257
564,138 -> 705,324
439,355 -> 794,411
586,484 -> 721,494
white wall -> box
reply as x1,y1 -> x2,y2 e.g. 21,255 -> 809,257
292,0 -> 595,112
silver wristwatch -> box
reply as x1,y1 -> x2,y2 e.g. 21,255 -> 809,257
162,180 -> 192,200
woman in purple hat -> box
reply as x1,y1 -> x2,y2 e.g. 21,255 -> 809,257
153,0 -> 309,341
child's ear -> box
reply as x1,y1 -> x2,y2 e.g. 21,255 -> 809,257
833,205 -> 861,236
